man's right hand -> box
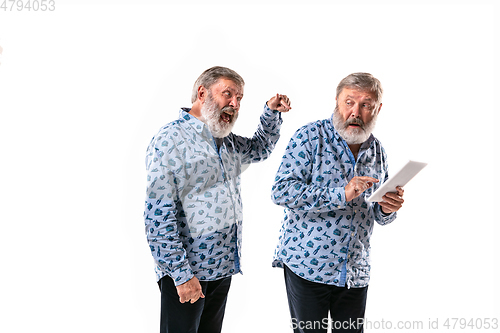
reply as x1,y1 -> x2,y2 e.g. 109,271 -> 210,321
267,94 -> 292,112
345,176 -> 379,202
176,276 -> 205,304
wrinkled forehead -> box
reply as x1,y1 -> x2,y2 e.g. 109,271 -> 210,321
339,87 -> 376,102
211,78 -> 244,95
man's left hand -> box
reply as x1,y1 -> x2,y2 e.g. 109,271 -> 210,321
379,186 -> 404,214
267,94 -> 291,112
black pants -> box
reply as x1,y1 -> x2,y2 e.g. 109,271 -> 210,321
158,276 -> 232,333
284,265 -> 368,333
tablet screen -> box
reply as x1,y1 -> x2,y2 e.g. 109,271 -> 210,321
366,160 -> 427,202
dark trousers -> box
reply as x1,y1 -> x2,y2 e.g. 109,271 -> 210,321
284,265 -> 368,333
158,276 -> 232,333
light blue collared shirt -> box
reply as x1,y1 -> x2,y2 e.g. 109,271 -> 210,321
145,104 -> 282,286
271,117 -> 396,288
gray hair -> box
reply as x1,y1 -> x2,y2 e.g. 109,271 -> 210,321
336,72 -> 383,105
191,66 -> 245,103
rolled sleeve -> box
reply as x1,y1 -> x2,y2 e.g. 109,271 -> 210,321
373,204 -> 397,226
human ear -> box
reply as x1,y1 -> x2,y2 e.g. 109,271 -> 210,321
198,86 -> 207,103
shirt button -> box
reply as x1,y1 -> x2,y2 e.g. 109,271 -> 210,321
351,233 -> 355,237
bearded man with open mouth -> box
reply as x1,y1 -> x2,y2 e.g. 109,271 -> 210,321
199,89 -> 240,139
144,66 -> 291,333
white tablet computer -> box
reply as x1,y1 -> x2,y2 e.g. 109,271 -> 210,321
366,160 -> 427,202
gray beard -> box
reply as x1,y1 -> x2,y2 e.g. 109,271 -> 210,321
199,95 -> 238,139
331,107 -> 377,145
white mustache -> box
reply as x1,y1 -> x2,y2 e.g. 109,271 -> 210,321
221,106 -> 236,116
345,118 -> 365,129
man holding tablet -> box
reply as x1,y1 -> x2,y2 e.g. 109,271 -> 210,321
271,73 -> 404,333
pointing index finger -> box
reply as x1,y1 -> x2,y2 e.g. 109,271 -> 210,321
358,176 -> 380,183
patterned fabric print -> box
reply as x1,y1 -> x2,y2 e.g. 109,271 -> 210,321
271,117 -> 397,288
145,105 -> 282,286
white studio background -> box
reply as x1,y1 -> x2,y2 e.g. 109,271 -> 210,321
0,1 -> 498,332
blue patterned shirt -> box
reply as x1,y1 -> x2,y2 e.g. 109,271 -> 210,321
271,117 -> 397,288
145,104 -> 282,286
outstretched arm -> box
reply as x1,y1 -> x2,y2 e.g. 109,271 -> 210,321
235,94 -> 291,164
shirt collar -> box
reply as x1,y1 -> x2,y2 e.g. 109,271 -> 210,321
179,108 -> 207,134
360,133 -> 375,149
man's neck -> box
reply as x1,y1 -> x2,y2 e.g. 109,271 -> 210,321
189,102 -> 203,120
348,143 -> 361,160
